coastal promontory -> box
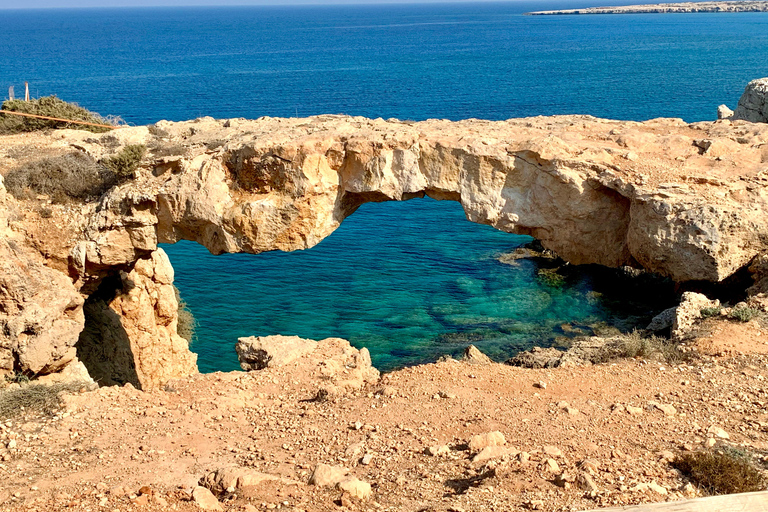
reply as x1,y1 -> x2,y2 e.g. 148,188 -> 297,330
527,0 -> 768,15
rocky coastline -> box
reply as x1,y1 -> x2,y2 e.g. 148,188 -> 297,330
526,1 -> 768,15
1,81 -> 768,510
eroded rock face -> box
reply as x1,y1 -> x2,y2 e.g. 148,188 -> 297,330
76,249 -> 197,389
1,112 -> 768,384
732,78 -> 768,123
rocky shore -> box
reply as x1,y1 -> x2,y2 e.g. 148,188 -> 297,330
526,1 -> 768,16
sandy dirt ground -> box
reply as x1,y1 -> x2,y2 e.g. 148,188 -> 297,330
1,318 -> 767,512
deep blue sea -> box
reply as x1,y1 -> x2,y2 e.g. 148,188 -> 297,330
2,3 -> 767,371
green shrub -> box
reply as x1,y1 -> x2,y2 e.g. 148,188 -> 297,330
728,306 -> 759,323
4,152 -> 116,203
0,381 -> 87,420
672,450 -> 766,495
101,144 -> 146,180
0,96 -> 118,134
700,306 -> 721,318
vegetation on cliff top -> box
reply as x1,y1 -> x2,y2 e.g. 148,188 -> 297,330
672,449 -> 766,495
4,145 -> 146,203
0,95 -> 121,134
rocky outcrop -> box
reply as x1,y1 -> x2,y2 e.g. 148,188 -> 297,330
1,112 -> 768,384
76,249 -> 197,390
236,335 -> 318,371
732,78 -> 768,123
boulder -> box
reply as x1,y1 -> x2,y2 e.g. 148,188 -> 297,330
717,104 -> 734,119
672,292 -> 719,340
309,463 -> 348,487
732,78 -> 768,122
236,335 -> 317,371
462,345 -> 493,365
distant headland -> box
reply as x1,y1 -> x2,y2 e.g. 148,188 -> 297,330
526,0 -> 768,15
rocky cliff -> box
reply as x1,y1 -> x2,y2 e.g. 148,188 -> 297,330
1,113 -> 767,387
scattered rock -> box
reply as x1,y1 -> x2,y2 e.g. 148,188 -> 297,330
472,446 -> 519,463
468,431 -> 506,452
632,481 -> 668,495
425,445 -> 450,457
649,401 -> 677,416
337,477 -> 372,500
707,426 -> 730,439
309,463 -> 348,487
192,486 -> 223,511
577,472 -> 598,492
544,458 -> 560,473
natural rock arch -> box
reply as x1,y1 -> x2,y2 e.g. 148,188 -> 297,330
1,114 -> 767,388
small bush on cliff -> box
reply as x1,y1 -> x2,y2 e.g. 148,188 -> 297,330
101,144 -> 146,180
728,306 -> 759,323
672,449 -> 766,495
0,96 -> 119,134
700,306 -> 721,319
596,331 -> 692,364
0,381 -> 86,420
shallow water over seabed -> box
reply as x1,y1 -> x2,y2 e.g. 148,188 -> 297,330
164,198 -> 676,373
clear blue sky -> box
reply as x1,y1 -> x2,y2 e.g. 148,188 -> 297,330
0,0 -> 499,8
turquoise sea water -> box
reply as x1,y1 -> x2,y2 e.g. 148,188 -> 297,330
2,3 -> 767,371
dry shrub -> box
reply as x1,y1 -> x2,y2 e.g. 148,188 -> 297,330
593,330 -> 692,364
0,381 -> 87,420
672,450 -> 766,495
3,152 -> 116,203
0,96 -> 119,134
729,306 -> 759,323
4,145 -> 146,203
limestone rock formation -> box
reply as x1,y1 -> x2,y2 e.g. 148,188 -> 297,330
732,78 -> 768,123
1,110 -> 768,384
236,335 -> 318,370
76,249 -> 197,389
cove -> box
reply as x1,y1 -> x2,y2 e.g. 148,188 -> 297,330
165,198 -> 676,373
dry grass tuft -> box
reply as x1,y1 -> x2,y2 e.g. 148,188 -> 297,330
3,152 -> 115,203
4,145 -> 146,203
0,381 -> 87,420
672,449 -> 766,495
